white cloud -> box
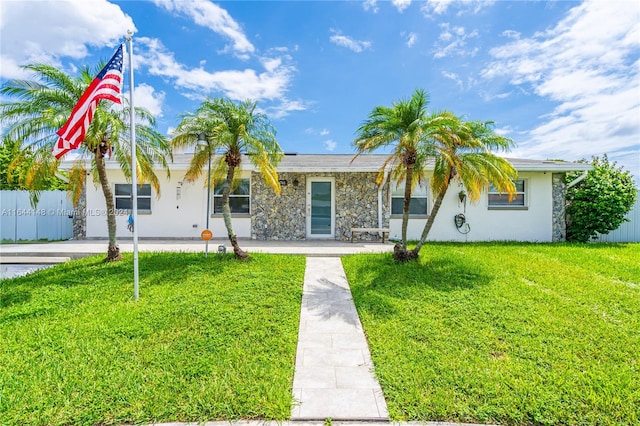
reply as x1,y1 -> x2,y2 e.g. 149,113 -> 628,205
406,32 -> 418,48
324,139 -> 337,152
421,0 -> 494,17
134,83 -> 165,117
329,30 -> 372,53
363,0 -> 379,13
502,30 -> 521,40
478,90 -> 512,102
304,128 -> 330,136
433,24 -> 479,58
392,0 -> 412,13
136,37 -> 295,102
265,98 -> 308,119
422,0 -> 455,15
442,71 -> 463,89
0,57 -> 25,80
483,0 -> 640,174
0,0 -> 135,79
151,0 -> 254,55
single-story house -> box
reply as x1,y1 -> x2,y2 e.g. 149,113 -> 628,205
67,153 -> 591,242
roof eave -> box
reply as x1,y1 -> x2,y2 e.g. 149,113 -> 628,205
512,164 -> 592,172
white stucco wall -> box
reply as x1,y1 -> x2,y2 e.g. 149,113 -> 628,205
85,167 -> 251,239
85,166 -> 555,242
389,172 -> 554,242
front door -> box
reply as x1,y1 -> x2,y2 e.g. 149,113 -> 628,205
306,178 -> 335,238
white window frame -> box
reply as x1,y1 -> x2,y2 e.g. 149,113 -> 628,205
488,179 -> 527,209
390,180 -> 429,217
213,178 -> 251,216
114,183 -> 152,212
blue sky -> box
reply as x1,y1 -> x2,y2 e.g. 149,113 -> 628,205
1,0 -> 638,179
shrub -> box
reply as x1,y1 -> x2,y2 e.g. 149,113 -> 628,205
565,155 -> 637,242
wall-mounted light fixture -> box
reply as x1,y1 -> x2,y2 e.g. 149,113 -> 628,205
293,178 -> 299,188
458,190 -> 467,204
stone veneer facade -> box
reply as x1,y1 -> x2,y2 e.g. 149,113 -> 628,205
250,171 -> 390,241
551,173 -> 566,242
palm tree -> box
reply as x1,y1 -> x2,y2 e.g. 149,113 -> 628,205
1,136 -> 64,192
353,88 -> 457,260
172,97 -> 283,259
409,115 -> 517,259
0,63 -> 172,261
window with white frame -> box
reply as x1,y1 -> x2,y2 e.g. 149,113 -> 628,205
488,180 -> 526,208
391,180 -> 429,216
114,184 -> 152,211
213,178 -> 250,214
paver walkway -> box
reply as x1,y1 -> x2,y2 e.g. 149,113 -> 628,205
291,257 -> 388,420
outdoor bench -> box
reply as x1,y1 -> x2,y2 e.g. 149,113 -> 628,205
350,227 -> 390,243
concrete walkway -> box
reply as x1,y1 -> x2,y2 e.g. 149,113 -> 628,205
0,239 -> 394,279
0,238 -> 394,259
292,257 -> 388,420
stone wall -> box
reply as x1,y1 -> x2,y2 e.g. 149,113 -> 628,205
251,172 -> 389,241
252,172 -> 306,240
552,173 -> 566,242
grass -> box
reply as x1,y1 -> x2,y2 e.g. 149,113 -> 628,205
0,252 -> 305,425
342,243 -> 640,425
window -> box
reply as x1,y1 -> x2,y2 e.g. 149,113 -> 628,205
391,181 -> 429,216
213,178 -> 250,214
488,180 -> 526,208
114,184 -> 152,211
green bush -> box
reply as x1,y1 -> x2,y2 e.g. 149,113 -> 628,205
565,155 -> 637,242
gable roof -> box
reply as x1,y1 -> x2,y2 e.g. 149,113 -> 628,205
273,154 -> 591,173
81,153 -> 592,173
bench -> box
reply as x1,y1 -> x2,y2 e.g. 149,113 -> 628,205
350,227 -> 390,243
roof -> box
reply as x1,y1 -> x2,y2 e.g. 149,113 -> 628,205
66,153 -> 591,173
166,153 -> 592,173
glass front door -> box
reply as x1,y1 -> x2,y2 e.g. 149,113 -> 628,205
307,178 -> 334,238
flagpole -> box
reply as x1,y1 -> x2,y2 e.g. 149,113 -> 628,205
126,32 -> 139,301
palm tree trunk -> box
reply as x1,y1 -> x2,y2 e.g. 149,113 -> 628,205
95,147 -> 121,262
221,163 -> 249,259
393,160 -> 418,262
411,184 -> 448,256
411,167 -> 458,257
401,163 -> 413,249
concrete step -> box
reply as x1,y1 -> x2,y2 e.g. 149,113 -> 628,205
0,255 -> 71,264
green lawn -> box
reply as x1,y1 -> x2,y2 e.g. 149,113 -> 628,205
342,243 -> 640,425
0,253 -> 305,425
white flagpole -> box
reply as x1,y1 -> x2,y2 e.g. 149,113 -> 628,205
126,32 -> 139,300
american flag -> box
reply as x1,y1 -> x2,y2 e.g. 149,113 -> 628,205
53,44 -> 124,159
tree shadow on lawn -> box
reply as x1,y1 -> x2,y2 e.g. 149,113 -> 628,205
0,253 -> 243,322
0,289 -> 31,308
345,255 -> 492,319
354,255 -> 491,292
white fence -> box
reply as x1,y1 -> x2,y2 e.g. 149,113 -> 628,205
594,193 -> 640,243
0,190 -> 74,242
